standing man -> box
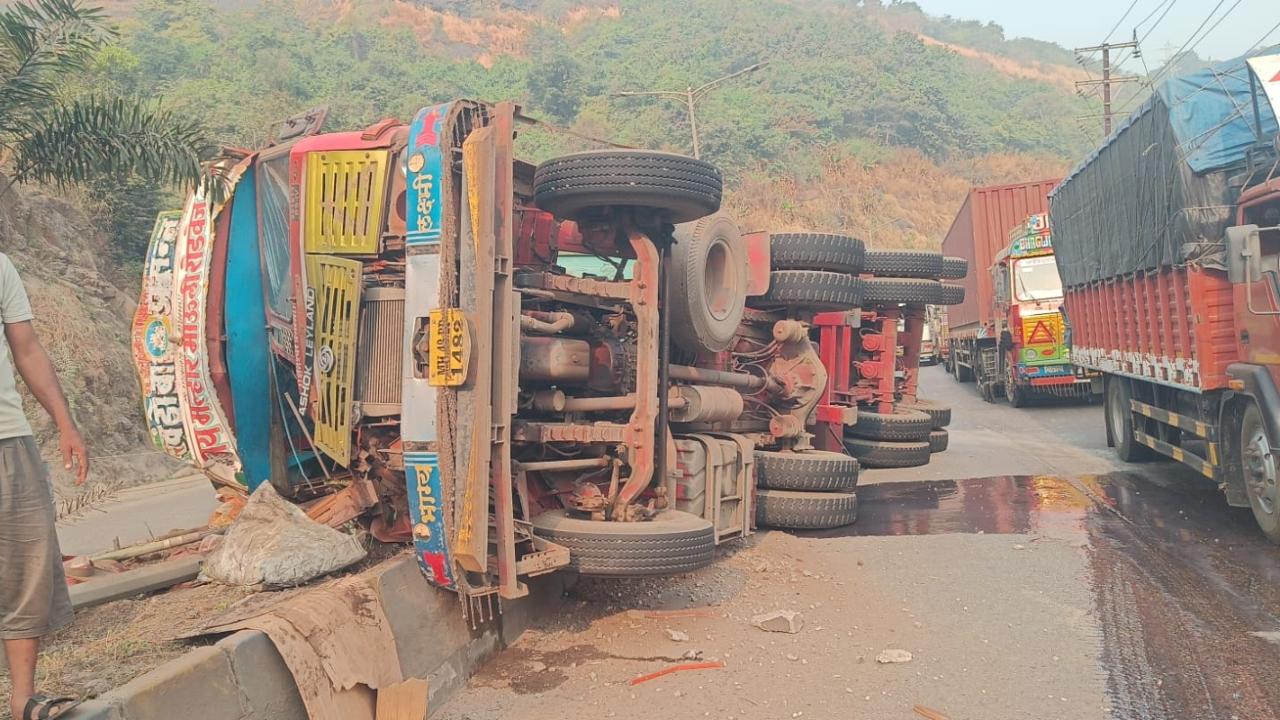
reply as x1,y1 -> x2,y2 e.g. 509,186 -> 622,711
0,253 -> 89,720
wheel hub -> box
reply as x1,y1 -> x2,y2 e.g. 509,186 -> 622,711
1244,427 -> 1278,515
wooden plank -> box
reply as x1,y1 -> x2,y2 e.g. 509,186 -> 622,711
376,678 -> 429,720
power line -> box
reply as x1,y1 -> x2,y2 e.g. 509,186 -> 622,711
1075,40 -> 1142,134
1246,18 -> 1280,54
1113,0 -> 1178,72
1148,0 -> 1232,86
613,62 -> 768,159
1102,0 -> 1142,45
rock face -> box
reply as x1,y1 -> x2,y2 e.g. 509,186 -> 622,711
0,185 -> 181,497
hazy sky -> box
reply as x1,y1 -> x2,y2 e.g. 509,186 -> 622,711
911,0 -> 1278,68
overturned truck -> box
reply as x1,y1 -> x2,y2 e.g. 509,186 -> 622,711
136,101 -> 906,609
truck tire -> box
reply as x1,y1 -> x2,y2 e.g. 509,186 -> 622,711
844,436 -> 931,468
1105,377 -> 1153,462
1006,358 -> 1026,409
533,150 -> 722,224
928,429 -> 949,453
845,407 -> 933,441
939,283 -> 965,305
756,489 -> 858,530
749,270 -> 863,310
531,509 -> 715,576
669,213 -> 748,353
767,232 -> 866,274
940,256 -> 968,280
900,399 -> 951,428
755,450 -> 859,492
864,249 -> 944,279
861,277 -> 942,306
1239,402 -> 1280,544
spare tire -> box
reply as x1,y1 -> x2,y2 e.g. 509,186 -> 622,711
768,232 -> 866,274
756,489 -> 859,530
531,509 -> 715,576
749,270 -> 863,310
844,436 -> 931,468
941,256 -> 968,280
755,450 -> 859,492
940,283 -> 965,306
533,150 -> 722,224
861,277 -> 942,306
899,399 -> 951,428
864,249 -> 944,279
669,213 -> 748,353
845,407 -> 933,441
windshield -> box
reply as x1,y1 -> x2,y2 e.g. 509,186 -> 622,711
1012,255 -> 1062,302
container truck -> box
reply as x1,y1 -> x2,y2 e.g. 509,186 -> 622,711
987,213 -> 1101,406
1050,51 -> 1280,541
939,179 -> 1059,396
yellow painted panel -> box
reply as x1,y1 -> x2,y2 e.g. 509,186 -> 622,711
306,255 -> 362,465
305,150 -> 390,254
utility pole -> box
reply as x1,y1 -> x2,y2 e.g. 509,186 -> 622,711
615,62 -> 768,159
1074,39 -> 1141,134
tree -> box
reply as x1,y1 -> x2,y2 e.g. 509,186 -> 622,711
0,0 -> 210,191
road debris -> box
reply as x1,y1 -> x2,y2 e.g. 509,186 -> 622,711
629,661 -> 726,686
201,484 -> 365,588
752,609 -> 803,634
913,704 -> 950,720
665,629 -> 689,642
876,649 -> 914,664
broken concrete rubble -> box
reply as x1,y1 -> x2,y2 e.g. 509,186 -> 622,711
751,609 -> 804,633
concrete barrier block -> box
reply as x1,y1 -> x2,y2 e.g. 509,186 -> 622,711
63,698 -> 124,720
499,573 -> 566,646
115,645 -> 243,720
367,555 -> 479,678
217,630 -> 307,720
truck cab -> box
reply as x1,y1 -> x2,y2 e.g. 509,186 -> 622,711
989,214 -> 1099,407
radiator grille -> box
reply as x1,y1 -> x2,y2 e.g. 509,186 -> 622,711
305,150 -> 390,255
356,286 -> 405,417
307,255 -> 362,466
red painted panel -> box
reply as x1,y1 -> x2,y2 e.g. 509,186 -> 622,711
941,178 -> 1060,335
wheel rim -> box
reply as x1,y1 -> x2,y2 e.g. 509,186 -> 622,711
1108,383 -> 1126,444
702,238 -> 734,321
1244,420 -> 1278,515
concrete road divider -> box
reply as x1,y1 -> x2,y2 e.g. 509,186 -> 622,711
65,554 -> 567,719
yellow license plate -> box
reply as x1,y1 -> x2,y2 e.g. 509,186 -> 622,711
428,309 -> 470,387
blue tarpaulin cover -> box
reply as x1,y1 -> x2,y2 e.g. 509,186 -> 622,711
1157,49 -> 1280,174
1050,47 -> 1280,287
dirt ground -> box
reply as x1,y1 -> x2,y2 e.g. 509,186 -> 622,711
0,583 -> 253,715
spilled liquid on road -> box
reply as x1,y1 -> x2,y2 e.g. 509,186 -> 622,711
815,472 -> 1280,720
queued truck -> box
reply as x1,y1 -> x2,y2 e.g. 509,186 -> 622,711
1050,51 -> 1280,541
940,180 -> 1098,404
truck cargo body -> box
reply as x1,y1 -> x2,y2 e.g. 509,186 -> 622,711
1050,50 -> 1280,542
939,179 -> 1058,387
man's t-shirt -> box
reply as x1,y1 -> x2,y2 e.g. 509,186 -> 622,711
0,253 -> 34,439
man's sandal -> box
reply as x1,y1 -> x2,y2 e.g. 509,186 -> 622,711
22,694 -> 85,719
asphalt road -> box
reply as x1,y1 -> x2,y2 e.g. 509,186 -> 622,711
441,366 -> 1280,720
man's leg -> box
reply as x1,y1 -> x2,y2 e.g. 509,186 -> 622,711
5,636 -> 39,719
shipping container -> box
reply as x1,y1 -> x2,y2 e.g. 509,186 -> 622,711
941,179 -> 1060,337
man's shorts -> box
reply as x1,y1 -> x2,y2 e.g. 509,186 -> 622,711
0,435 -> 72,639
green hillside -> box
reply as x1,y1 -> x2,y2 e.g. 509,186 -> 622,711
89,0 -> 1103,247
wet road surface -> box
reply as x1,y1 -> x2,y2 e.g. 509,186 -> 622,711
827,472 -> 1280,720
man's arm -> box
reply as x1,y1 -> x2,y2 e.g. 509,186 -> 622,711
5,320 -> 88,484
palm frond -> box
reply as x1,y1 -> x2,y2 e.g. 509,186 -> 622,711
0,0 -> 113,134
9,96 -> 211,189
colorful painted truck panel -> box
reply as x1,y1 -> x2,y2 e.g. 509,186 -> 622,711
133,211 -> 190,461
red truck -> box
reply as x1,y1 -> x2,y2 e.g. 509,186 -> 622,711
940,180 -> 1061,395
1050,52 -> 1280,541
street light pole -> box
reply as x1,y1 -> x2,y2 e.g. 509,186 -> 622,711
616,62 -> 767,159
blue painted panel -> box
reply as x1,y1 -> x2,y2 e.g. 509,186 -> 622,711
225,167 -> 273,491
